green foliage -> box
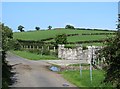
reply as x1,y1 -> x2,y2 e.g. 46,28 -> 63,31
1,23 -> 14,88
99,32 -> 120,88
82,46 -> 88,50
7,39 -> 21,50
1,23 -> 13,51
13,28 -> 114,41
18,25 -> 24,32
42,45 -> 50,55
13,29 -> 115,46
48,25 -> 52,30
65,25 -> 75,29
35,27 -> 40,31
55,34 -> 67,47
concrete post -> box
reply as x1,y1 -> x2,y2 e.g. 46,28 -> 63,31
48,46 -> 49,50
29,45 -> 31,49
54,47 -> 55,52
37,46 -> 39,49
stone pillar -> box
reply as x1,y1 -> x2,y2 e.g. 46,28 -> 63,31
58,44 -> 65,59
41,46 -> 43,55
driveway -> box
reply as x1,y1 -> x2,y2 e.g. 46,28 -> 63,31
6,52 -> 77,87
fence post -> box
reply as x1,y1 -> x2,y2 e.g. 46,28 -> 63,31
41,46 -> 43,56
30,45 -> 31,49
37,46 -> 39,49
48,46 -> 49,50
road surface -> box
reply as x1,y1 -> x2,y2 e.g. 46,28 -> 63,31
6,52 -> 77,87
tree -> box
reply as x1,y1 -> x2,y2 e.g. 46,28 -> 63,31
18,25 -> 24,32
65,25 -> 75,29
48,25 -> 52,30
99,14 -> 120,88
0,23 -> 14,88
1,23 -> 13,51
55,34 -> 67,48
35,27 -> 40,31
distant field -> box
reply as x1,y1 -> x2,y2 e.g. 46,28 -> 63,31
47,35 -> 115,42
13,29 -> 116,46
13,29 -> 115,41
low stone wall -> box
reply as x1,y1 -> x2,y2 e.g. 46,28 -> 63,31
58,44 -> 102,64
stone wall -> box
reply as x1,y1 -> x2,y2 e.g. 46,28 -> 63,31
58,44 -> 102,64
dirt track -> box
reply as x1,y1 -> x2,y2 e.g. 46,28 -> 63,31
6,52 -> 77,87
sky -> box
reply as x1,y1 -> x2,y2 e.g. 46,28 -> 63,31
2,2 -> 118,32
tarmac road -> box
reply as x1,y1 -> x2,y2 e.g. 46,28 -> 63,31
6,52 -> 77,87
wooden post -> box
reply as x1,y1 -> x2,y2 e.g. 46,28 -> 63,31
41,46 -> 43,56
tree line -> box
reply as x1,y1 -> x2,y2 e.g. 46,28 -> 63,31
17,25 -> 53,32
17,24 -> 76,32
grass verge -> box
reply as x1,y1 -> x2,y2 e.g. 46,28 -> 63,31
10,50 -> 59,60
60,70 -> 113,88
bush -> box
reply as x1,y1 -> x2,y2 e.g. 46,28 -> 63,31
42,45 -> 50,55
7,39 -> 21,50
65,25 -> 75,29
55,34 -> 67,48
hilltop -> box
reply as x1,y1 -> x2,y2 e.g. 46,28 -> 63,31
13,28 -> 116,46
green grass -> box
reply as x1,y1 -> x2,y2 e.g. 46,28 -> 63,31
48,35 -> 115,42
13,29 -> 115,41
13,29 -> 115,46
68,63 -> 90,66
65,43 -> 105,48
67,35 -> 115,42
11,50 -> 58,60
60,70 -> 113,87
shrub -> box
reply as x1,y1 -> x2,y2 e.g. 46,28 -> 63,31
26,49 -> 41,54
55,34 -> 67,48
42,45 -> 50,55
65,25 -> 75,29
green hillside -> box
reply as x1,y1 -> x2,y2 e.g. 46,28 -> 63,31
13,28 -> 116,46
47,35 -> 114,42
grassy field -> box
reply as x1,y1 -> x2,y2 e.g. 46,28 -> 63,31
47,35 -> 114,42
65,43 -> 105,47
13,29 -> 115,41
60,70 -> 113,88
11,50 -> 58,60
